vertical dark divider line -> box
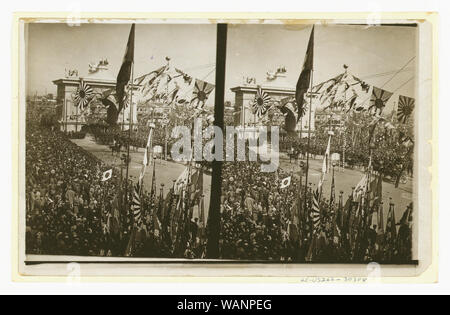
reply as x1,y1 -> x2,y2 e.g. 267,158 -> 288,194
206,23 -> 227,258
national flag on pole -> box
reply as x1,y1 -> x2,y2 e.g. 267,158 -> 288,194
150,159 -> 157,204
101,169 -> 113,182
199,194 -> 205,226
174,167 -> 190,195
353,174 -> 368,201
280,176 -> 292,189
138,65 -> 166,93
190,79 -> 215,109
131,181 -> 142,226
124,225 -> 137,257
368,86 -> 393,115
295,26 -> 314,121
396,202 -> 413,260
322,133 -> 332,174
191,166 -> 204,207
398,202 -> 413,227
139,126 -> 154,183
329,167 -> 335,209
376,201 -> 385,236
386,202 -> 397,238
371,174 -> 383,209
397,95 -> 415,123
116,24 -> 135,113
311,188 -> 321,233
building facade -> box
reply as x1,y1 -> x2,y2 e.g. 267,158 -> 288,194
230,67 -> 315,138
53,59 -> 138,132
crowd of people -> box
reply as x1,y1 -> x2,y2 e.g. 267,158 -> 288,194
26,120 -> 413,262
25,121 -> 206,257
26,123 -> 124,256
218,161 -> 413,262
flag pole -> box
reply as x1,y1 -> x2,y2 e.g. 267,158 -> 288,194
303,69 -> 313,207
124,60 -> 134,206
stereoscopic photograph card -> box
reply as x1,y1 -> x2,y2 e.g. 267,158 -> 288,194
12,13 -> 437,282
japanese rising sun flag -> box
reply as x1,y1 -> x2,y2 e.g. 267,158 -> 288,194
252,87 -> 271,118
368,86 -> 393,115
74,80 -> 94,110
311,188 -> 321,233
131,181 -> 142,226
397,95 -> 415,124
191,79 -> 215,109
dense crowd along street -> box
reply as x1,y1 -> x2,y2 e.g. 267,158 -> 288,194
26,119 -> 413,262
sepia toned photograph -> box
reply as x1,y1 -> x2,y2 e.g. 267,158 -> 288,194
16,16 -> 434,276
218,24 -> 417,263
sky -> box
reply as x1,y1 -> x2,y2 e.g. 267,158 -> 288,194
26,22 -> 417,106
225,23 -> 416,101
26,23 -> 217,97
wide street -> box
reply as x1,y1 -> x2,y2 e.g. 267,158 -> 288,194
73,136 -> 414,226
72,136 -> 212,220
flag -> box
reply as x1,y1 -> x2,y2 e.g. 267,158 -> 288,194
377,201 -> 385,235
311,188 -> 321,233
329,167 -> 335,209
341,195 -> 353,233
276,96 -> 298,132
371,174 -> 383,211
139,127 -> 154,183
116,24 -> 135,113
368,86 -> 393,115
322,134 -> 332,174
353,174 -> 368,201
252,87 -> 271,118
295,26 -> 314,121
385,202 -> 397,246
101,169 -> 113,182
150,159 -> 157,204
398,202 -> 413,227
396,203 -> 413,260
332,220 -> 341,245
373,201 -> 385,250
191,166 -> 204,205
124,225 -> 137,257
346,93 -> 358,112
280,176 -> 292,189
314,73 -> 344,103
100,88 -> 120,125
162,188 -> 174,234
74,80 -> 94,110
190,79 -> 215,109
174,167 -> 190,195
397,95 -> 415,123
139,66 -> 167,98
199,194 -> 205,227
153,210 -> 162,237
131,182 -> 142,226
154,184 -> 164,236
